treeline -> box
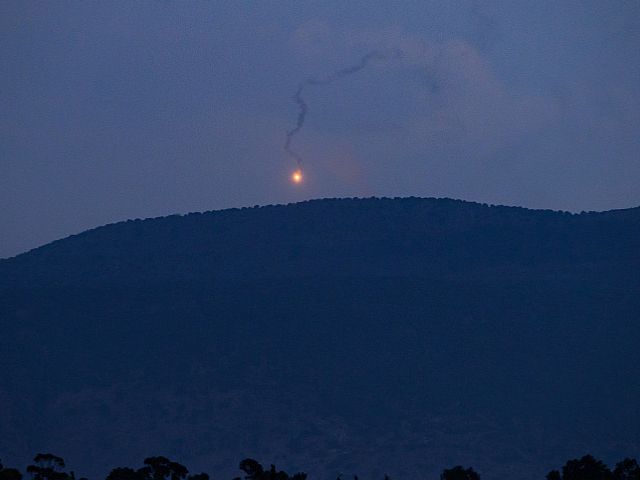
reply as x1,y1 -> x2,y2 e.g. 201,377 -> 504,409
1,454 -> 639,480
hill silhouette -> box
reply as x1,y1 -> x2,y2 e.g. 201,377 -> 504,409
1,197 -> 639,480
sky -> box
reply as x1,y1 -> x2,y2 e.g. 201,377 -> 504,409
1,1 -> 639,258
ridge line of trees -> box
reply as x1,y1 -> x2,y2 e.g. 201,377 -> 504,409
1,454 -> 639,480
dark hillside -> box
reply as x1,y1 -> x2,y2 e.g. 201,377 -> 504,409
1,198 -> 639,479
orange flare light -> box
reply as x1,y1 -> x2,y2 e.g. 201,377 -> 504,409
291,169 -> 303,184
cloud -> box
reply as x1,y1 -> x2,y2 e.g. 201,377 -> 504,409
409,40 -> 559,157
288,24 -> 559,165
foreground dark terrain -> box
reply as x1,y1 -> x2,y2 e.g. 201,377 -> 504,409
2,453 -> 639,480
1,197 -> 639,479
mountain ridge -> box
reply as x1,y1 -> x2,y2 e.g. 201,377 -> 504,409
4,196 -> 640,261
1,196 -> 638,479
2,197 -> 638,288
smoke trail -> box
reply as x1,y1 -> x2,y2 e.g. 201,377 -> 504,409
284,51 -> 387,167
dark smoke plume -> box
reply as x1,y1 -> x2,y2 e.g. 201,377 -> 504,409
284,51 -> 388,167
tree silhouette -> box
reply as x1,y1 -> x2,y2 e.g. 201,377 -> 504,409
234,459 -> 305,480
138,457 -> 188,480
0,460 -> 23,480
561,455 -> 612,480
106,467 -> 143,480
237,459 -> 264,480
266,465 -> 288,480
3,451 -> 638,480
26,454 -> 69,480
440,466 -> 481,480
546,471 -> 562,480
187,474 -> 209,480
613,459 -> 640,480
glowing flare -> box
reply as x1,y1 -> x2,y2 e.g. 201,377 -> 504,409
291,169 -> 303,184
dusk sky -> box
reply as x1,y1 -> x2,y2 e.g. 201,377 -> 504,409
2,1 -> 639,258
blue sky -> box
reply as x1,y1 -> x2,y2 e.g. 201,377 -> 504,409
1,1 -> 639,257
